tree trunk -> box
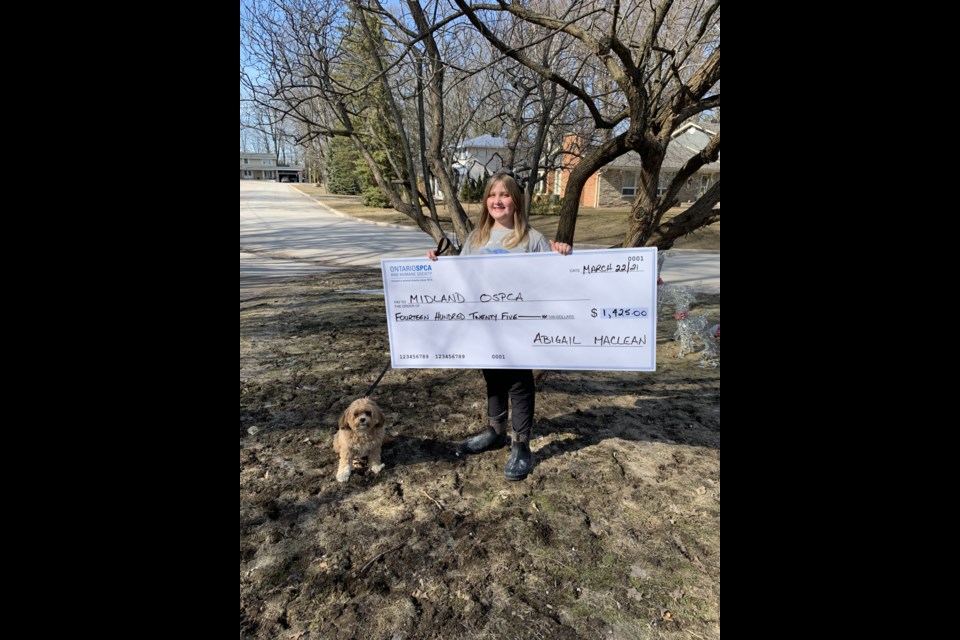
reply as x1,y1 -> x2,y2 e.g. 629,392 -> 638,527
555,134 -> 629,244
621,141 -> 667,247
555,162 -> 589,243
645,181 -> 720,250
524,80 -> 556,218
417,58 -> 441,229
408,0 -> 472,248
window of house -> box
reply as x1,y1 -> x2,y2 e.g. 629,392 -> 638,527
697,174 -> 712,197
243,170 -> 253,178
657,171 -> 675,197
243,158 -> 249,164
622,173 -> 637,197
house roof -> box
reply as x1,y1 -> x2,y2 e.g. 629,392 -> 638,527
607,123 -> 719,172
675,121 -> 719,136
607,149 -> 719,172
460,135 -> 508,149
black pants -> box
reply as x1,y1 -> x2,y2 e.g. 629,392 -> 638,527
482,369 -> 535,443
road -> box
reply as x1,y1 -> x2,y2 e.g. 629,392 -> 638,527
240,180 -> 719,294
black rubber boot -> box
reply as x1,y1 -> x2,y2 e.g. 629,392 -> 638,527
461,426 -> 508,454
504,441 -> 533,481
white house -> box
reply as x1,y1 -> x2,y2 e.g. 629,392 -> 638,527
430,135 -> 510,199
240,153 -> 277,180
453,135 -> 509,181
239,152 -> 304,182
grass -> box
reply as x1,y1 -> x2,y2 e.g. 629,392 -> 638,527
291,183 -> 719,251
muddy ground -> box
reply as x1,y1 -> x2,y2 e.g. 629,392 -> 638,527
240,269 -> 720,639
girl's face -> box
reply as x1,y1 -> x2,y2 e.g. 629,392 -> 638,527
486,180 -> 516,228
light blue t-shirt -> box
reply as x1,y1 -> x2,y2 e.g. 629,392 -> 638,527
461,227 -> 552,255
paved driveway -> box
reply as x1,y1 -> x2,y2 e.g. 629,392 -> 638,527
240,181 -> 719,292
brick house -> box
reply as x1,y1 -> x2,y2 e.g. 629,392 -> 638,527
547,122 -> 720,207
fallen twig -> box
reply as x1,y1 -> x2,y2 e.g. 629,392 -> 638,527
356,542 -> 405,577
422,489 -> 444,510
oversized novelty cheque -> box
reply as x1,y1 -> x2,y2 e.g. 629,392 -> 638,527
381,248 -> 657,371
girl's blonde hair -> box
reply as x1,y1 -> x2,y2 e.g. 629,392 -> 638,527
470,174 -> 529,250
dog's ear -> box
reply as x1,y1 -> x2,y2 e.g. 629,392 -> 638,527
338,408 -> 351,431
370,402 -> 385,429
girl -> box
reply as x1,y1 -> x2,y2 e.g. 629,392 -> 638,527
427,173 -> 571,480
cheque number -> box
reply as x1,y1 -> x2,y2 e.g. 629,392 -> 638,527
491,354 -> 506,360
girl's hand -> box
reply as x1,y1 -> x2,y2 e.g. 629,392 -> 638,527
426,250 -> 438,261
549,240 -> 572,255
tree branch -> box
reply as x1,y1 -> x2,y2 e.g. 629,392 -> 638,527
453,0 -> 616,129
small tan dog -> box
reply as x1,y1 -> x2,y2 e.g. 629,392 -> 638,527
334,397 -> 386,482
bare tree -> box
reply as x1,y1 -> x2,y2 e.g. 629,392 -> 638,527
451,4 -> 591,218
242,0 -> 720,250
399,0 -> 474,244
241,0 -> 473,244
454,0 -> 720,249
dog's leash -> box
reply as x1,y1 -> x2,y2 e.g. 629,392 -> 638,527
364,360 -> 392,397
